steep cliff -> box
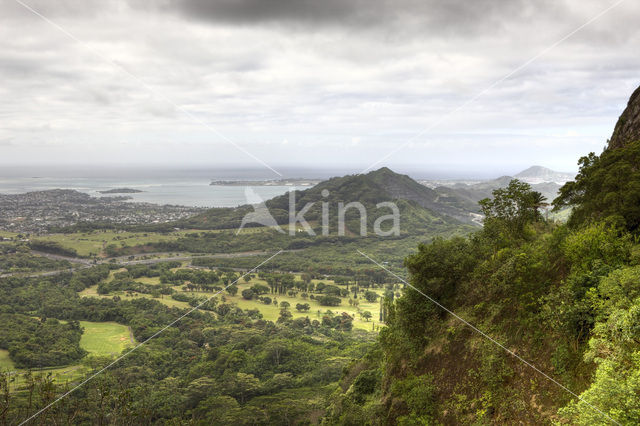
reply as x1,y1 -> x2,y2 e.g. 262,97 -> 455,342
608,84 -> 640,149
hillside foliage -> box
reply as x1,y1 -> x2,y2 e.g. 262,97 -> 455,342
329,168 -> 640,424
554,140 -> 640,232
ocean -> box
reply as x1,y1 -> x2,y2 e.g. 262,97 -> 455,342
0,164 -> 482,207
0,166 -> 330,208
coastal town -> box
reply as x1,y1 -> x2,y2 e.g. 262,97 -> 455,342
0,189 -> 203,233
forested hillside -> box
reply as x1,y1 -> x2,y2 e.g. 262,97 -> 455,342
0,264 -> 376,424
328,85 -> 640,424
179,167 -> 476,231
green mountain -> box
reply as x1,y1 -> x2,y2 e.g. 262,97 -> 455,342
182,166 -> 568,236
181,167 -> 478,234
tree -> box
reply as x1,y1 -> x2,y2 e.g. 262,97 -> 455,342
323,285 -> 341,296
554,141 -> 640,232
250,284 -> 270,295
559,270 -> 640,424
259,296 -> 272,305
280,301 -> 290,310
225,373 -> 260,404
277,309 -> 293,323
241,289 -> 254,300
226,285 -> 238,296
479,179 -> 545,234
193,396 -> 240,423
263,372 -> 294,393
318,295 -> 341,306
399,236 -> 477,337
361,311 -> 372,322
364,291 -> 379,303
296,303 -> 310,312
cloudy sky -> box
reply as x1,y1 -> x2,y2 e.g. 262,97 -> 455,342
0,0 -> 639,177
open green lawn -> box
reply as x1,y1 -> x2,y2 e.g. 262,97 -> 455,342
79,284 -> 191,309
136,276 -> 162,285
34,229 -> 247,257
35,231 -> 173,257
0,349 -> 15,370
34,230 -> 190,257
79,321 -> 133,356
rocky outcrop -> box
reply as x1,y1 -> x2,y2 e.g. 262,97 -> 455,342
608,85 -> 640,150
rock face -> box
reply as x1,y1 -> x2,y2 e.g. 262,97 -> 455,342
608,85 -> 640,150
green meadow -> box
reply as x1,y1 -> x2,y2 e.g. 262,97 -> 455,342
34,231 -> 182,257
33,228 -> 252,257
0,349 -> 14,370
79,284 -> 191,309
79,321 -> 133,356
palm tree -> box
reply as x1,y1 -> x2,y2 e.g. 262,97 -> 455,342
530,191 -> 548,221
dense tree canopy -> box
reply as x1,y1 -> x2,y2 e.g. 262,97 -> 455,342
479,179 -> 546,236
0,315 -> 85,368
554,140 -> 640,232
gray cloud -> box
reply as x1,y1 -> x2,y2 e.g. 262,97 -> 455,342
0,0 -> 638,173
160,0 -> 560,36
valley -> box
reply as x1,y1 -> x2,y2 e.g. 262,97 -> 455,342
1,85 -> 639,423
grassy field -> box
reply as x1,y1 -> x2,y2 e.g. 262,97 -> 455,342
79,284 -> 191,309
34,231 -> 179,257
136,276 -> 162,285
33,229 -> 252,257
79,321 -> 133,356
0,349 -> 15,370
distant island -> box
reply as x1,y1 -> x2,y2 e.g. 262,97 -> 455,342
210,179 -> 320,187
98,188 -> 144,194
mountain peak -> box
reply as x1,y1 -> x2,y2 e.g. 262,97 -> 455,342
365,166 -> 395,177
514,166 -> 573,184
608,84 -> 640,150
515,165 -> 552,176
